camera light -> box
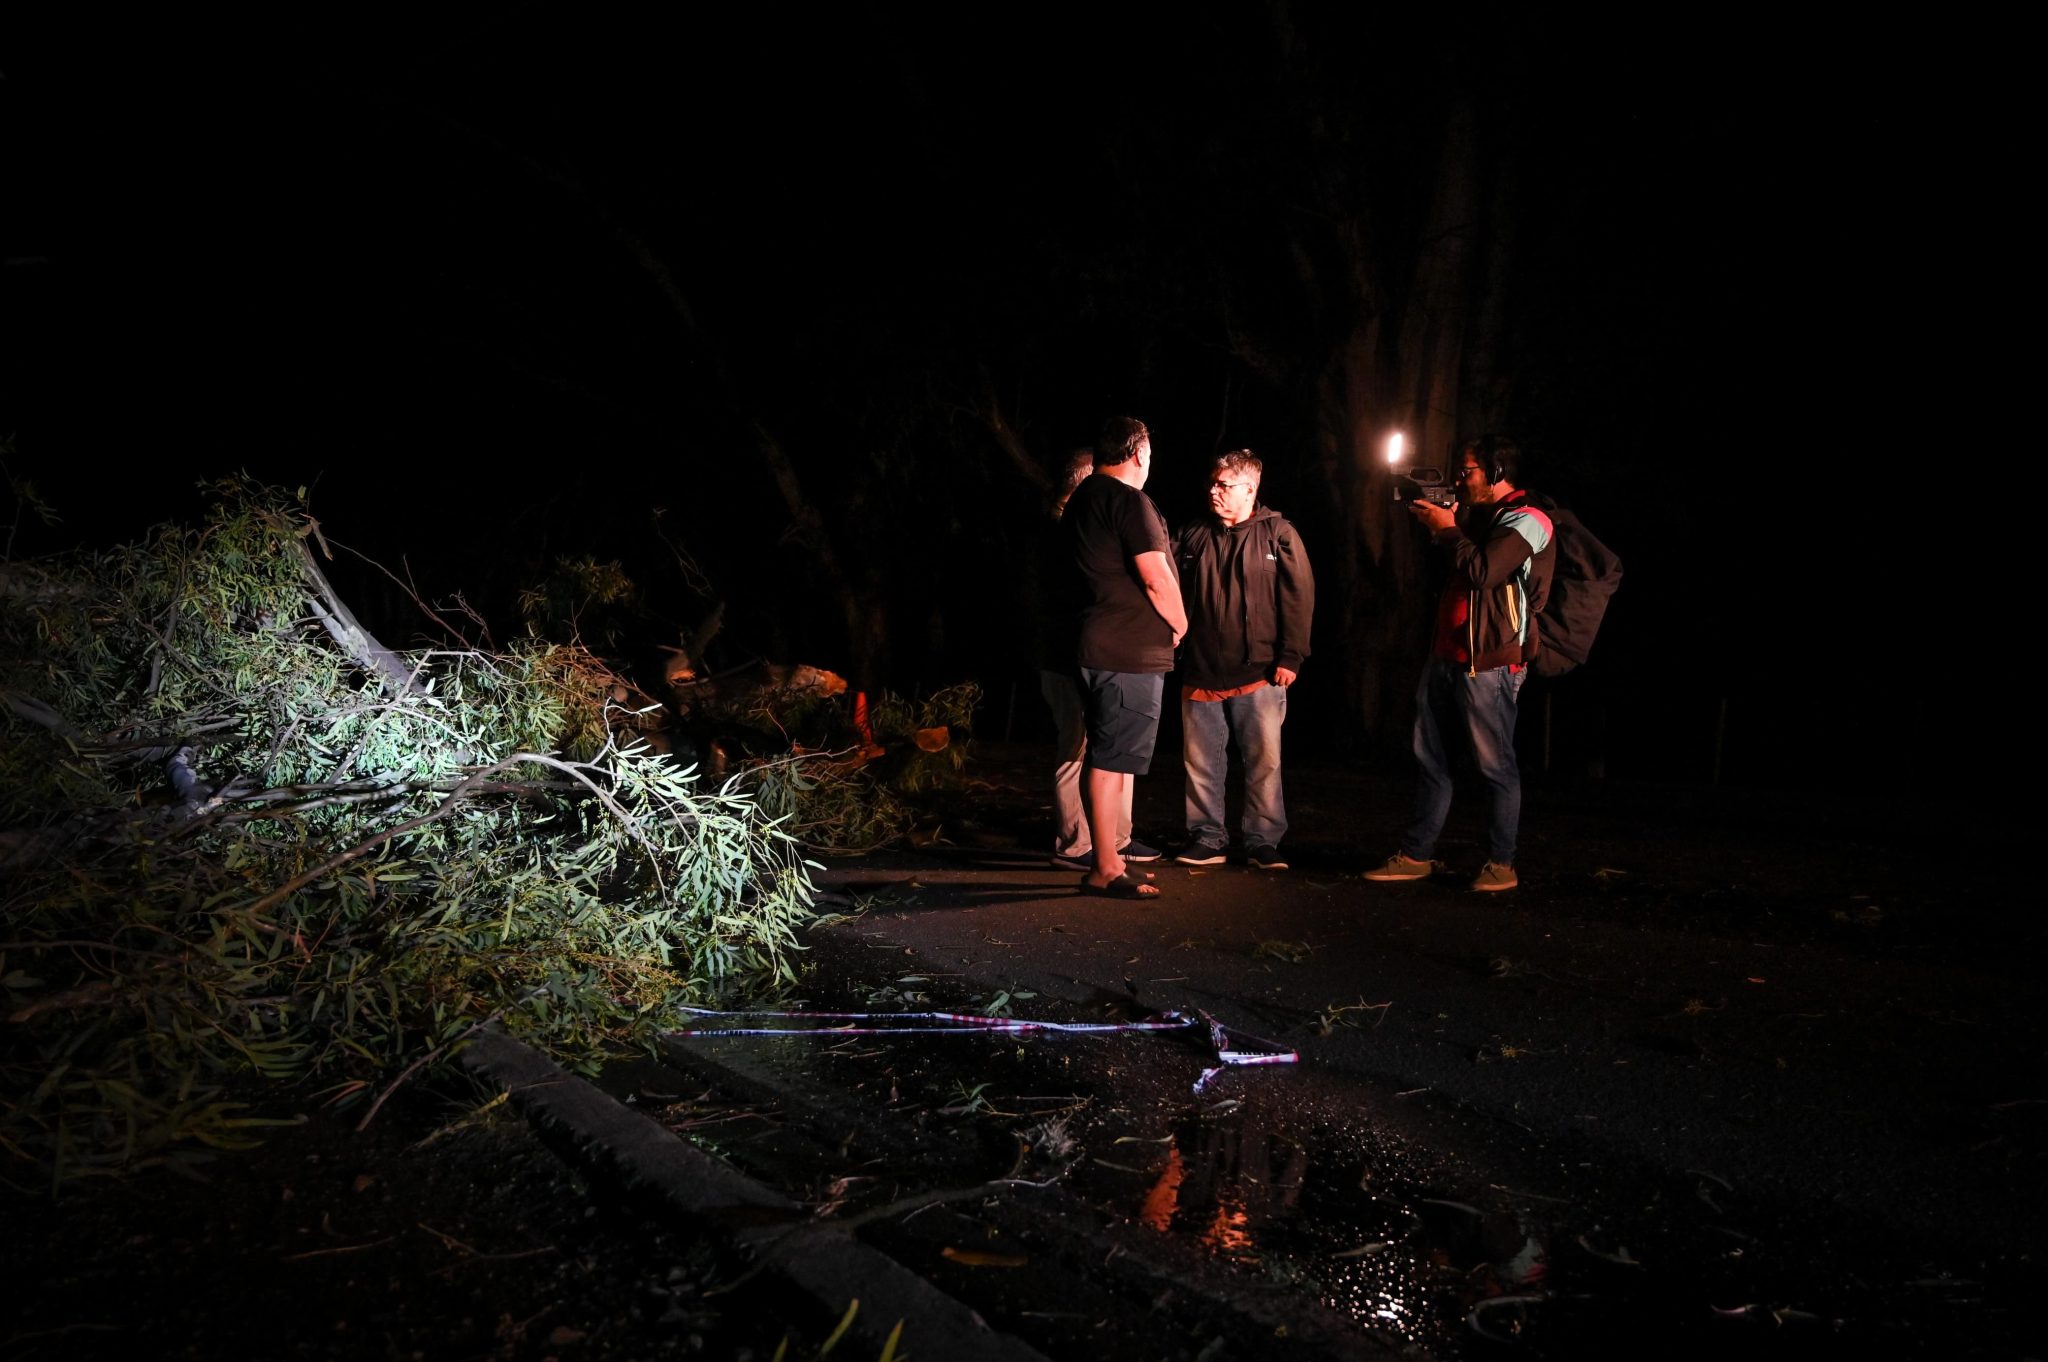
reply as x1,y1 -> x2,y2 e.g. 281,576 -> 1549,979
1386,432 -> 1405,467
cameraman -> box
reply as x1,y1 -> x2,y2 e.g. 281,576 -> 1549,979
1364,436 -> 1554,893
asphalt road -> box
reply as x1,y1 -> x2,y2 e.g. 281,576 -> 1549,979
726,741 -> 2038,1359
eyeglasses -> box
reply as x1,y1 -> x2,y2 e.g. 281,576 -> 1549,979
1209,480 -> 1253,492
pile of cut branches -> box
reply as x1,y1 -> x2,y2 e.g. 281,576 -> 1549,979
0,479 -> 817,1184
751,681 -> 983,853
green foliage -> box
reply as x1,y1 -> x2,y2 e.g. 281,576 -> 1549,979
878,680 -> 981,794
517,554 -> 642,648
752,754 -> 916,854
978,986 -> 1035,1017
0,479 -> 817,1183
938,1080 -> 995,1117
751,681 -> 983,851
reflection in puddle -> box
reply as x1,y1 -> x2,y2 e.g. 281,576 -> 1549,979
1138,1142 -> 1256,1259
1205,1195 -> 1253,1257
1126,1114 -> 1545,1355
1138,1145 -> 1183,1234
1135,1120 -> 1308,1261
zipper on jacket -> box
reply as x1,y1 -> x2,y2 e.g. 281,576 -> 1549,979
1466,588 -> 1478,677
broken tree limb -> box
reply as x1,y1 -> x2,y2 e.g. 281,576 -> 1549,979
1,688 -> 85,743
232,751 -> 675,919
288,535 -> 422,697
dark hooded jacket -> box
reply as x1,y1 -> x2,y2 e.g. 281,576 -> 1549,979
1172,507 -> 1314,690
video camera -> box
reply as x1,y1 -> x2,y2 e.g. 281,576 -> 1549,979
1392,466 -> 1458,508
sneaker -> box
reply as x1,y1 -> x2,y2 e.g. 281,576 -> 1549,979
1362,852 -> 1436,882
1246,845 -> 1290,870
1048,850 -> 1094,869
1174,840 -> 1229,866
1120,839 -> 1163,864
1470,861 -> 1518,892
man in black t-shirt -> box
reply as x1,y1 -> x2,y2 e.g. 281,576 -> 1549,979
1061,416 -> 1187,899
1036,449 -> 1146,869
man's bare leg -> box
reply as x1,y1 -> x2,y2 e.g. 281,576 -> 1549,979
1085,768 -> 1157,896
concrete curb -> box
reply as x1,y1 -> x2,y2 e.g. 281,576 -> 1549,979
459,1029 -> 1052,1362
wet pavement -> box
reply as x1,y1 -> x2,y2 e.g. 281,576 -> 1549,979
615,744 -> 2038,1360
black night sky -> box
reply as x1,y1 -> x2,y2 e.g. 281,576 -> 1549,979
2,8 -> 2001,801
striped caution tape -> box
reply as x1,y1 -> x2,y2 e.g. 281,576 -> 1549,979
670,1005 -> 1199,1038
1194,1009 -> 1298,1094
667,1005 -> 1296,1095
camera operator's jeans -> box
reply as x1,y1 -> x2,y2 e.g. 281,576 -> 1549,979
1182,684 -> 1288,849
1401,658 -> 1525,866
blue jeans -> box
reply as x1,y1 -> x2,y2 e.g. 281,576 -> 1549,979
1182,684 -> 1288,849
1402,658 -> 1526,866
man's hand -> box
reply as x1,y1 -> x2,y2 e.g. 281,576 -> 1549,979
1273,666 -> 1298,688
1408,500 -> 1457,533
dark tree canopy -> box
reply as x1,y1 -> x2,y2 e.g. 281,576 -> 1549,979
3,7 -> 1999,794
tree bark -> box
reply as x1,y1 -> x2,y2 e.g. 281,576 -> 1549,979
294,538 -> 423,697
1296,79 -> 1498,753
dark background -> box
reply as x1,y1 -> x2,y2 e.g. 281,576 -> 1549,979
1,7 -> 1999,801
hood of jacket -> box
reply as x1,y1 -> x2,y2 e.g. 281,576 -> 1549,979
1173,507 -> 1314,690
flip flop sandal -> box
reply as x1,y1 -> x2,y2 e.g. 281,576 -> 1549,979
1078,871 -> 1159,899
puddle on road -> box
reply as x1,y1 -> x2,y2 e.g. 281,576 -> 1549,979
651,1024 -> 1587,1357
646,1002 -> 2023,1359
1081,1098 -> 2015,1358
1086,1108 -> 1544,1357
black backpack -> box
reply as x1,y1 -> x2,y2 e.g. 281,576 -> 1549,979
1527,493 -> 1622,679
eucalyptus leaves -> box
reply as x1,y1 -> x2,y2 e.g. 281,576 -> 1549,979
1,479 -> 817,1181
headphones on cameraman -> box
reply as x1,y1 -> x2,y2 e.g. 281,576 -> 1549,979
1466,435 -> 1518,486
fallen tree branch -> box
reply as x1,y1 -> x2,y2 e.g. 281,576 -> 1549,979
329,534 -> 494,651
7,980 -> 118,1024
356,985 -> 549,1132
288,534 -> 422,698
233,751 -> 673,918
233,759 -> 528,917
1,689 -> 85,744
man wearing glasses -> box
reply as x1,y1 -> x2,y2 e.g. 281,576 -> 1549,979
1364,435 -> 1553,892
1172,449 -> 1315,870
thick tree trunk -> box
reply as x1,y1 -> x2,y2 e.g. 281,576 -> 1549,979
1313,92 -> 1497,754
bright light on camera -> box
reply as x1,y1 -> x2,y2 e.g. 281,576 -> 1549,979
1386,431 -> 1451,507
